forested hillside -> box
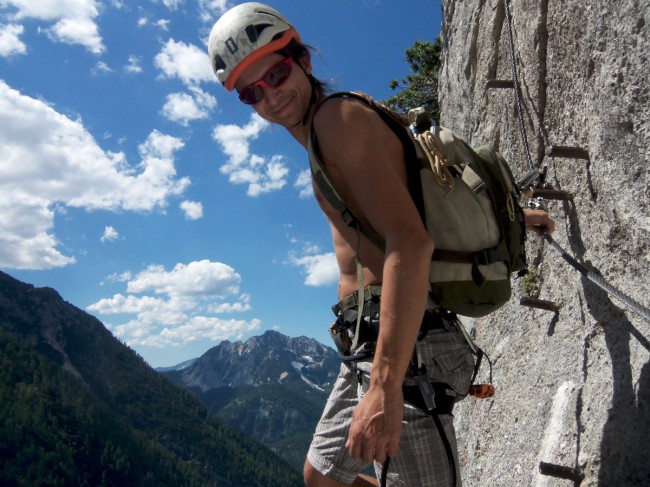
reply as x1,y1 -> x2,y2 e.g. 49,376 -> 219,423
0,271 -> 303,486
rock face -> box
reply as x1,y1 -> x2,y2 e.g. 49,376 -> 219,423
439,1 -> 649,485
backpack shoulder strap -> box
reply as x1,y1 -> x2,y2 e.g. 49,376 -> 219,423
307,92 -> 422,250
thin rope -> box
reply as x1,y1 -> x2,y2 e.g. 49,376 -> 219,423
351,221 -> 365,351
380,457 -> 390,487
416,132 -> 454,195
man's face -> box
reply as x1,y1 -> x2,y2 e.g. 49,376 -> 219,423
234,52 -> 312,128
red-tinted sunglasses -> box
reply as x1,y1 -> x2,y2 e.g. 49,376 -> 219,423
238,57 -> 293,105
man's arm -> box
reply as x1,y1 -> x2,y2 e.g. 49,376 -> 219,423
523,208 -> 555,236
312,98 -> 433,464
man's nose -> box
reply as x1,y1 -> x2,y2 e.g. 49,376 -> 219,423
264,84 -> 284,105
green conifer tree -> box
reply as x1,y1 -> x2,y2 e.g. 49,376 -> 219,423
383,38 -> 442,123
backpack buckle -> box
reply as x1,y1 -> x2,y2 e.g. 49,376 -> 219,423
474,247 -> 502,266
341,209 -> 356,227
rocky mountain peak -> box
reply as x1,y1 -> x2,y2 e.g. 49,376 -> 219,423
168,329 -> 339,393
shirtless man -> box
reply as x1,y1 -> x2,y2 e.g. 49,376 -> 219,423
208,4 -> 554,486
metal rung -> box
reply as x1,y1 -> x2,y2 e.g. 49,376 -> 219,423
531,188 -> 574,201
546,145 -> 590,160
520,296 -> 559,312
485,79 -> 515,89
539,462 -> 584,482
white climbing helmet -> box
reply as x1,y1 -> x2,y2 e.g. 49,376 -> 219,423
208,2 -> 301,92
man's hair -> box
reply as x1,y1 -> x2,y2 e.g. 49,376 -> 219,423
277,39 -> 332,96
277,40 -> 411,129
279,40 -> 410,126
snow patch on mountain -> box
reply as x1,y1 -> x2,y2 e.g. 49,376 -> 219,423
291,360 -> 324,392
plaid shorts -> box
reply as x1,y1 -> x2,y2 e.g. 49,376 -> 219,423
307,325 -> 475,486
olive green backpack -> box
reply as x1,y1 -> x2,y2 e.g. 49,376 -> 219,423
308,92 -> 527,317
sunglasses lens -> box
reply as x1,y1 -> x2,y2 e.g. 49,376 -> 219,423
238,59 -> 292,105
239,85 -> 262,105
265,63 -> 291,87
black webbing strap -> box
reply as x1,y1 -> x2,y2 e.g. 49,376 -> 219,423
402,382 -> 457,415
432,246 -> 503,265
308,91 -> 423,253
402,383 -> 458,487
432,413 -> 457,487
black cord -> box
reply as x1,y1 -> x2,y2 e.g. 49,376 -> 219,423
432,414 -> 457,487
377,416 -> 456,487
380,457 -> 390,487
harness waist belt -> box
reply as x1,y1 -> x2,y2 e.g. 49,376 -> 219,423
332,284 -> 383,315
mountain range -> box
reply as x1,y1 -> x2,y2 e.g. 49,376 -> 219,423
161,329 -> 340,471
0,270 -> 304,486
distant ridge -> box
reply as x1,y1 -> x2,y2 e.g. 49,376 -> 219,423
0,270 -> 303,486
155,357 -> 198,373
164,329 -> 339,391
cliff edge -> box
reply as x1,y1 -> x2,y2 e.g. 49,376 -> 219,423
439,1 -> 649,485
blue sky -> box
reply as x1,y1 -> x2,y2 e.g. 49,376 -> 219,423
0,0 -> 442,368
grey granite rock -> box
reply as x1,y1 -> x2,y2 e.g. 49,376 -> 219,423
439,1 -> 650,485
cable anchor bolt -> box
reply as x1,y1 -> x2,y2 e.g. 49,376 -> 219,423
546,145 -> 590,160
520,296 -> 559,313
539,461 -> 584,482
531,188 -> 574,201
485,79 -> 515,89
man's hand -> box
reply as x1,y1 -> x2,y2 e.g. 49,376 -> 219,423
346,383 -> 403,464
523,208 -> 555,236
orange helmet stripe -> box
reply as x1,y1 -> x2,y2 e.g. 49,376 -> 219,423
225,27 -> 301,92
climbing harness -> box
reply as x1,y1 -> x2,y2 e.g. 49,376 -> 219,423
333,293 -> 492,487
502,0 -> 649,323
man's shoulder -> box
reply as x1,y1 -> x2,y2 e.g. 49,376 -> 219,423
312,92 -> 390,136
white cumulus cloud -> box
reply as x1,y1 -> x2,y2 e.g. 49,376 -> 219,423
180,200 -> 203,220
124,55 -> 142,74
100,226 -> 119,243
154,0 -> 184,9
290,252 -> 339,287
127,260 -> 242,297
213,113 -> 290,197
154,38 -> 215,86
197,0 -> 230,23
0,23 -> 26,56
2,0 -> 105,53
0,81 -> 191,269
156,19 -> 170,31
161,86 -> 216,126
88,260 -> 260,347
294,169 -> 313,198
92,60 -> 112,74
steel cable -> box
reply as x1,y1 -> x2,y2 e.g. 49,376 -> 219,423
543,233 -> 650,322
504,0 -> 535,172
504,0 -> 649,323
